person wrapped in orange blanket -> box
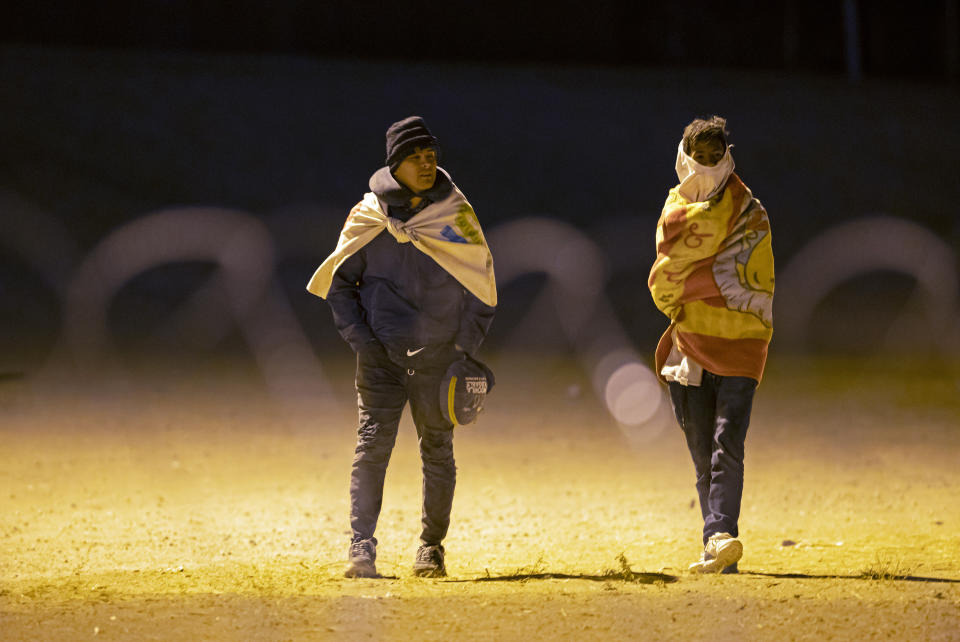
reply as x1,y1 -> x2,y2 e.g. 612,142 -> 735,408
648,115 -> 774,574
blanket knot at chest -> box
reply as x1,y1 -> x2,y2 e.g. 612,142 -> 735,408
385,217 -> 418,243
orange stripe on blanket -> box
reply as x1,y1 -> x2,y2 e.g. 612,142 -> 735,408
679,332 -> 769,382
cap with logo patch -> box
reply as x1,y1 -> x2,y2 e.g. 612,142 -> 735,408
439,356 -> 495,427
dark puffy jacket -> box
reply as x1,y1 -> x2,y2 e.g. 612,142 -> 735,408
326,167 -> 495,367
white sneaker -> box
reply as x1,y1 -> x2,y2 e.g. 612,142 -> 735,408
688,532 -> 742,574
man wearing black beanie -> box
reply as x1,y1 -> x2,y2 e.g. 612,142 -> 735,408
385,116 -> 440,171
309,116 -> 496,578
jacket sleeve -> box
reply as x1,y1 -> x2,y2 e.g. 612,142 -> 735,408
454,289 -> 495,355
326,249 -> 377,352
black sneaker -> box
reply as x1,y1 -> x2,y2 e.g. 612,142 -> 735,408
345,538 -> 378,578
412,544 -> 446,577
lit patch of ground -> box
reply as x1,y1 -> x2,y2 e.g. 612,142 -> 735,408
2,354 -> 959,639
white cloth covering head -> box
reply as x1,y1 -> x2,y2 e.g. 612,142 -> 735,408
674,141 -> 735,203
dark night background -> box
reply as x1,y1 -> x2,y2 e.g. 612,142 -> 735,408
4,2 -> 957,78
2,1 -> 959,369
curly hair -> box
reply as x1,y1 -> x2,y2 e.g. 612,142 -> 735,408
682,116 -> 729,155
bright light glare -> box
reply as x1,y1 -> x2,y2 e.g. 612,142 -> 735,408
603,362 -> 661,426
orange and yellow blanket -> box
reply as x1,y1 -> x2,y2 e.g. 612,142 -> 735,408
648,173 -> 774,382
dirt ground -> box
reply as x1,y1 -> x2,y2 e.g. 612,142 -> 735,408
2,353 -> 959,640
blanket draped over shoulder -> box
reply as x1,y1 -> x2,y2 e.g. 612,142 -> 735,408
648,173 -> 774,382
307,185 -> 497,307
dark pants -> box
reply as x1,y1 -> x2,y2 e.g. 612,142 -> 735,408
350,350 -> 456,547
668,371 -> 757,546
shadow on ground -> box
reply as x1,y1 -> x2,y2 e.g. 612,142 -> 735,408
445,571 -> 678,584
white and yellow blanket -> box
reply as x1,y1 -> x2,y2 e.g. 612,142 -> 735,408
307,186 -> 497,307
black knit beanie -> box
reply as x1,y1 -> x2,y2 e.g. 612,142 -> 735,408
385,116 -> 440,170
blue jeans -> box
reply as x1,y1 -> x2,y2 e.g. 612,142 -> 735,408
668,371 -> 757,545
350,350 -> 456,547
